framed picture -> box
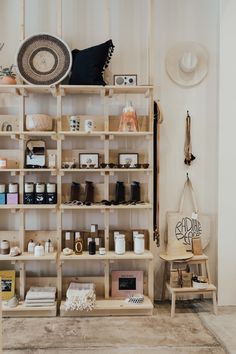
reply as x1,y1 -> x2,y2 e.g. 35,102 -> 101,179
118,153 -> 139,167
0,270 -> 15,300
79,153 -> 99,168
111,270 -> 143,299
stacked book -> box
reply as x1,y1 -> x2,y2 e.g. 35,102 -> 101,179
24,287 -> 56,307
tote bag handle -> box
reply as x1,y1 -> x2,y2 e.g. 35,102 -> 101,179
179,177 -> 199,213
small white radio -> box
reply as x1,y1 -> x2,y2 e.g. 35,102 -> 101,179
114,75 -> 137,86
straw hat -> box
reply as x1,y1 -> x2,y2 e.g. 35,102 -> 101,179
160,239 -> 193,261
165,42 -> 208,87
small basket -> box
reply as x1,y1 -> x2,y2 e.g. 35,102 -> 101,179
192,280 -> 209,289
26,114 -> 53,131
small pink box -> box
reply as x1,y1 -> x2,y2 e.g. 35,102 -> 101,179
7,193 -> 18,205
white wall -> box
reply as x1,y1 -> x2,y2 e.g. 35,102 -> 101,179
218,0 -> 236,305
0,0 -> 219,300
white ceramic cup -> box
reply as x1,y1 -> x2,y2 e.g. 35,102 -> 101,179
84,119 -> 95,132
70,116 -> 80,131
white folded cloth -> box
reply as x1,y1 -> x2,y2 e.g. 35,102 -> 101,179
65,283 -> 96,311
25,287 -> 56,301
24,301 -> 56,307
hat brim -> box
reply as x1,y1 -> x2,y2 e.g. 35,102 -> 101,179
166,42 -> 208,87
160,252 -> 193,261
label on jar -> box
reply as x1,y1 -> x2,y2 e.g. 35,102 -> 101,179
25,183 -> 34,193
8,183 -> 18,193
36,183 -> 45,193
47,183 -> 56,193
0,184 -> 5,193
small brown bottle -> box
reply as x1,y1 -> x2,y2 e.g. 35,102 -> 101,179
74,231 -> 83,255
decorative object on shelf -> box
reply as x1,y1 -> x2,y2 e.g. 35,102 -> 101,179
34,243 -> 45,257
46,183 -> 57,204
99,162 -> 149,169
35,183 -> 46,204
0,65 -> 16,85
25,114 -> 53,131
0,240 -> 10,255
27,239 -> 36,254
115,233 -> 126,255
69,116 -> 80,131
16,33 -> 72,85
25,139 -> 46,168
111,270 -> 143,299
48,153 -> 56,168
184,111 -> 195,166
114,74 -> 137,86
160,239 -> 193,261
9,246 -> 22,257
79,153 -> 99,168
130,181 -> 141,203
118,153 -> 138,168
65,283 -> 96,311
70,182 -> 80,202
63,247 -> 73,256
6,295 -> 19,308
166,175 -> 211,250
127,293 -> 144,304
24,182 -> 34,204
99,247 -> 106,255
88,239 -> 96,255
170,268 -> 192,288
45,239 -> 54,253
84,119 -> 95,133
7,183 -> 19,205
1,121 -> 13,131
165,42 -> 208,87
62,160 -> 76,169
0,270 -> 15,300
69,39 -> 114,85
192,238 -> 203,255
134,233 -> 144,254
0,183 -> 6,204
24,286 -> 56,307
118,101 -> 139,132
192,275 -> 208,289
115,181 -> 125,204
90,224 -> 98,237
75,232 -> 83,255
84,181 -> 94,203
0,157 -> 7,169
63,231 -> 75,250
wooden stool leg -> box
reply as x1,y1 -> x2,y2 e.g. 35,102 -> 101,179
171,292 -> 176,318
205,259 -> 212,284
161,261 -> 168,301
212,291 -> 218,315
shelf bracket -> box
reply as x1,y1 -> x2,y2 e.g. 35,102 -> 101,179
145,89 -> 151,98
19,88 -> 28,97
108,89 -> 114,98
109,134 -> 114,140
100,88 -> 106,98
50,85 -> 58,97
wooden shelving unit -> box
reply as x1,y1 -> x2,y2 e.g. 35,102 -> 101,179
0,0 -> 159,317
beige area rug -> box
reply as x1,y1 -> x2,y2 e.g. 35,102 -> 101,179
2,303 -> 227,354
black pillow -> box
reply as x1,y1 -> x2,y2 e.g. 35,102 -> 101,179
69,39 -> 114,85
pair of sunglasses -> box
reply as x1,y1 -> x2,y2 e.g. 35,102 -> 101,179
64,200 -> 92,206
99,163 -> 131,169
80,164 -> 97,169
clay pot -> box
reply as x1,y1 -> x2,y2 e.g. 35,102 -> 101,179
0,76 -> 16,85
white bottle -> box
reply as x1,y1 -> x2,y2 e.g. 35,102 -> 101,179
134,233 -> 144,254
115,234 -> 125,255
27,239 -> 36,254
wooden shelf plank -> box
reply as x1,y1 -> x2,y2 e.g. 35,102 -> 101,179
2,301 -> 57,317
22,168 -> 57,173
60,85 -> 153,96
60,297 -> 153,316
60,131 -> 153,137
20,204 -> 57,209
0,252 -> 57,261
22,131 -> 57,136
60,168 -> 152,173
60,250 -> 153,261
0,85 -> 56,95
60,203 -> 152,210
166,282 -> 216,294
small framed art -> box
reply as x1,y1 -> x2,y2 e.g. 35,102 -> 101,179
111,270 -> 143,298
79,153 -> 99,168
118,153 -> 139,168
0,270 -> 15,300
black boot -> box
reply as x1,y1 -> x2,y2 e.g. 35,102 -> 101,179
85,181 -> 94,203
130,181 -> 140,202
115,181 -> 125,204
70,182 -> 80,201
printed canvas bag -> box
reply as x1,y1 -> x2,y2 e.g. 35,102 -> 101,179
166,177 -> 211,250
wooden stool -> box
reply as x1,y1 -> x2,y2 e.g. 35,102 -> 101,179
162,254 -> 217,318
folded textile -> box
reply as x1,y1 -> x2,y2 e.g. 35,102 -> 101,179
65,283 -> 96,311
25,299 -> 55,304
25,287 -> 56,300
24,301 -> 56,307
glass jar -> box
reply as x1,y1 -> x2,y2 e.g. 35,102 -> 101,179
115,234 -> 125,255
134,233 -> 144,254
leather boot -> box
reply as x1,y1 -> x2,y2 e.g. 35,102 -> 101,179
85,181 -> 94,203
130,181 -> 140,202
115,181 -> 125,203
70,182 -> 80,201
